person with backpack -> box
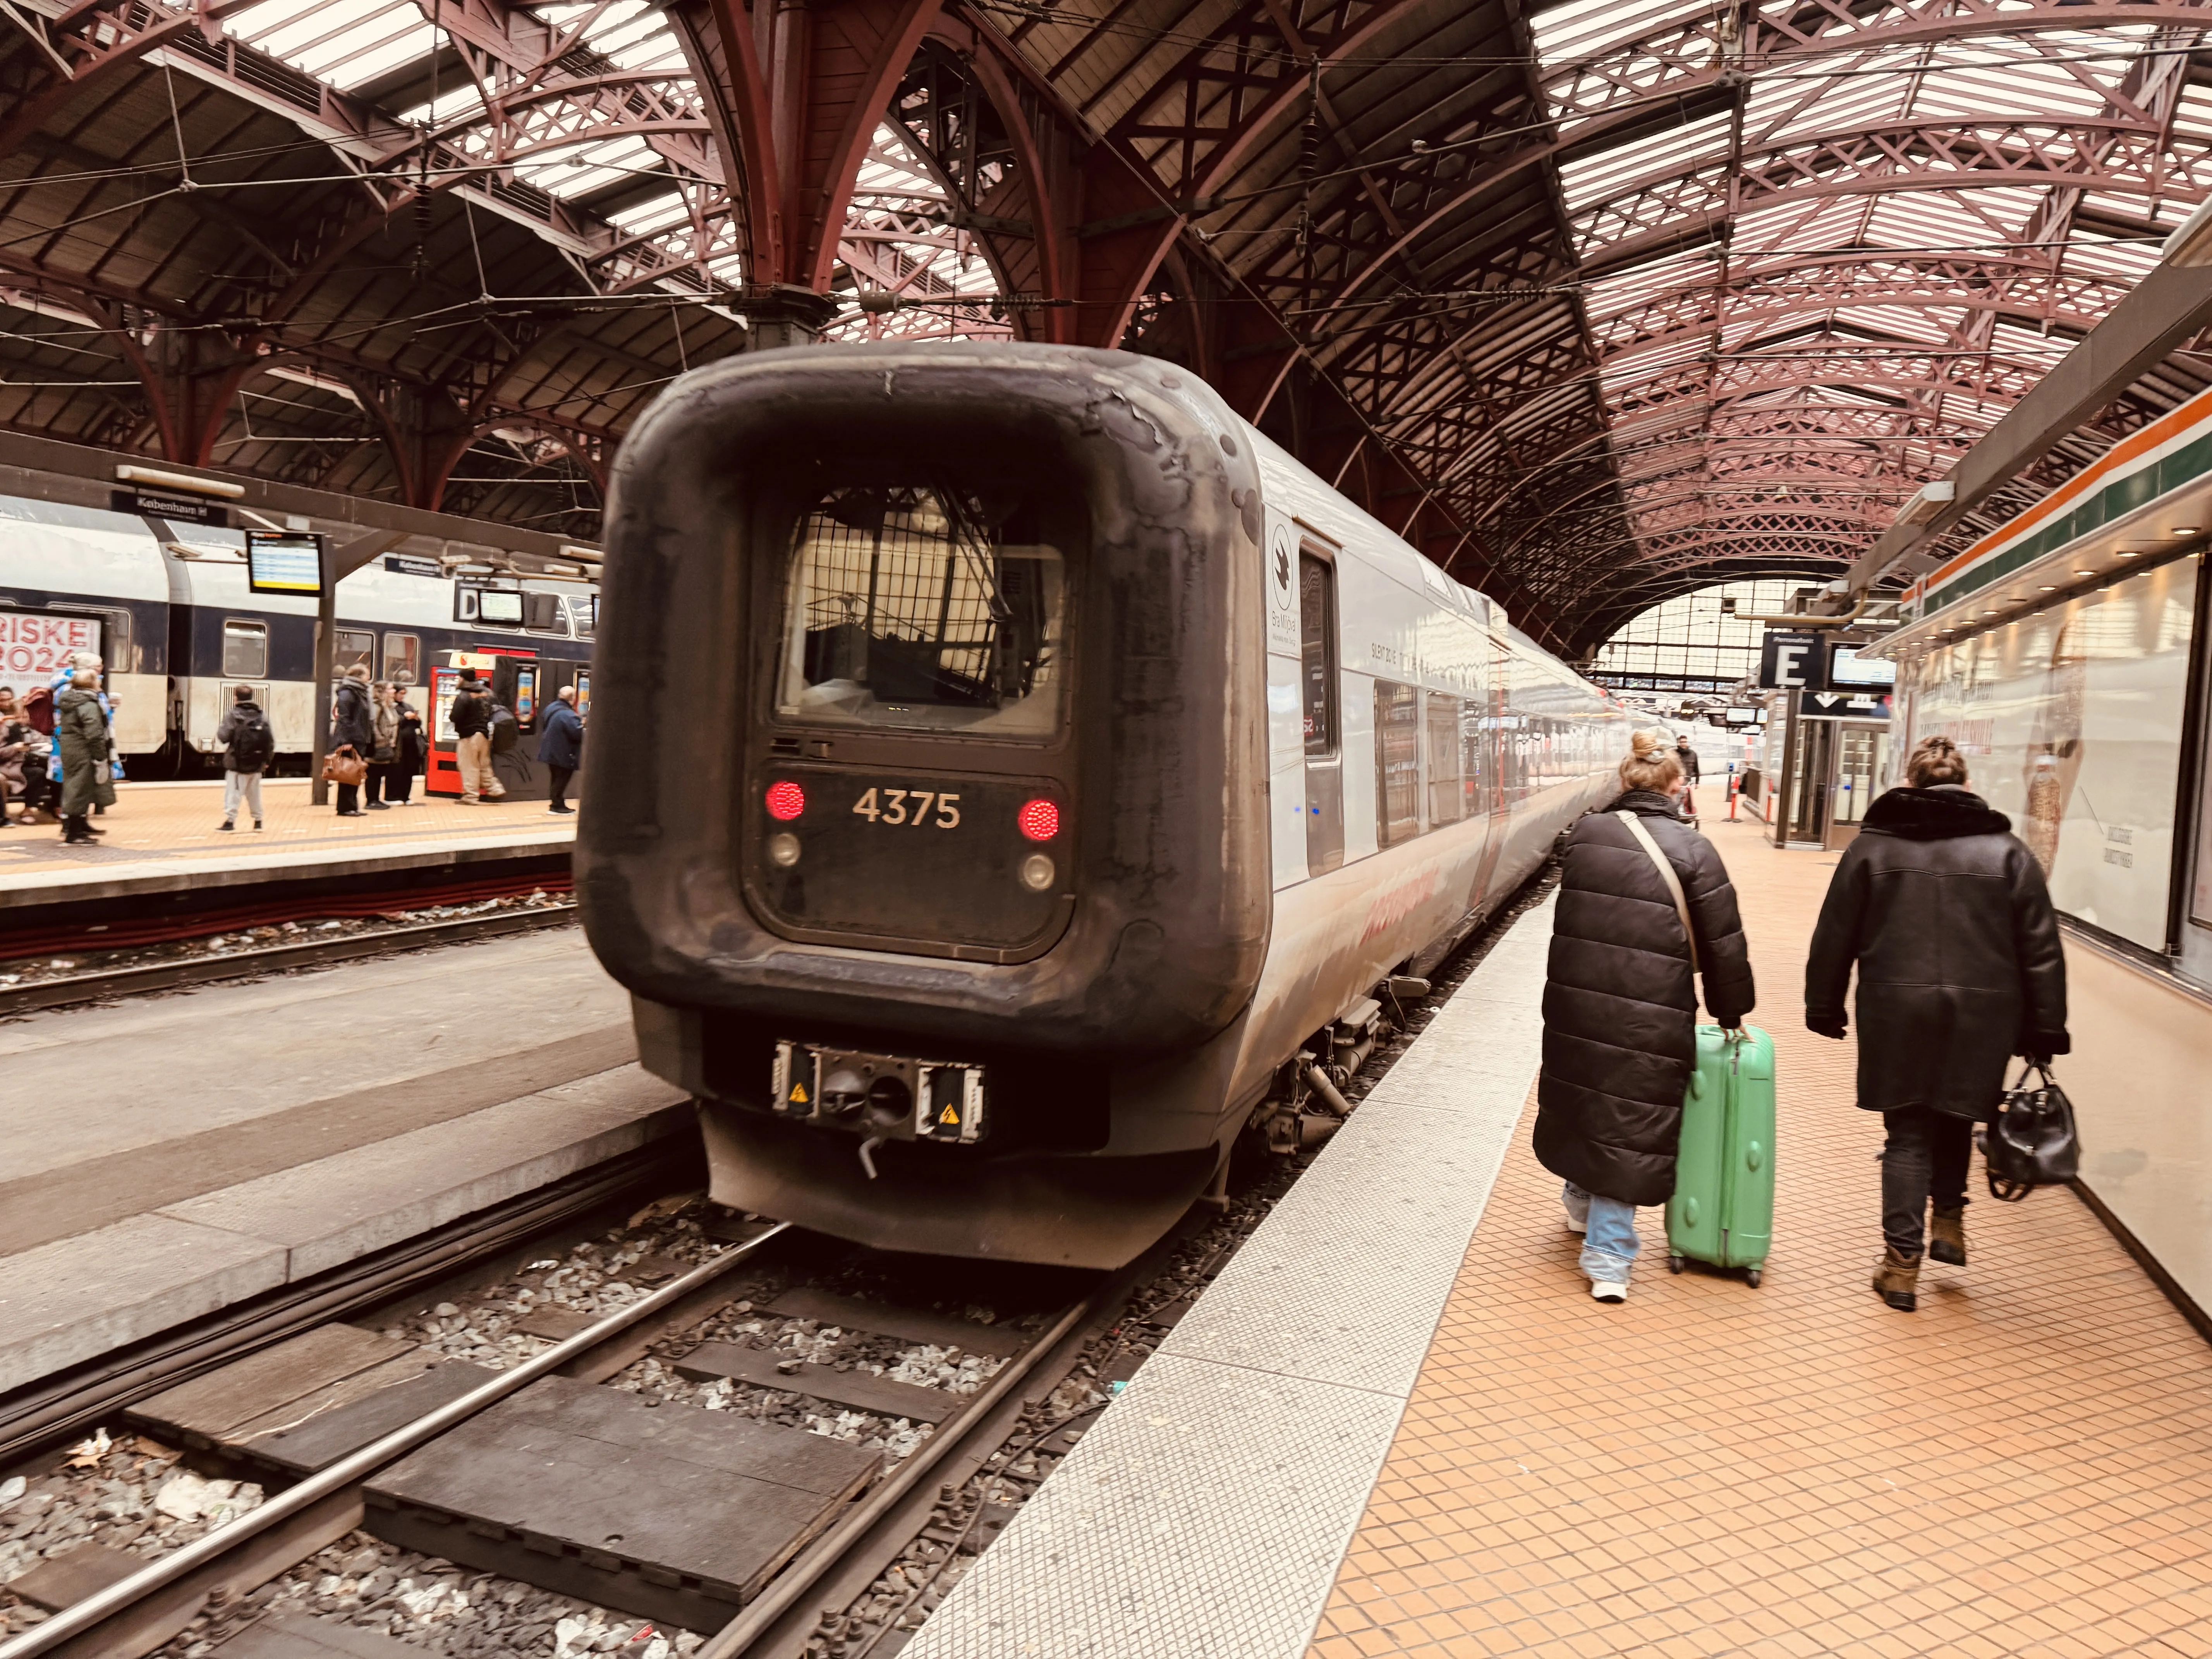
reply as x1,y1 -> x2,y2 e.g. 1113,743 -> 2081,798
450,673 -> 505,804
1805,734 -> 2069,1312
215,684 -> 274,831
1535,729 -> 1757,1302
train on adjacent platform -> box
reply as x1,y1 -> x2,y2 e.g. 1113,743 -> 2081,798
0,493 -> 597,783
579,343 -> 1626,1269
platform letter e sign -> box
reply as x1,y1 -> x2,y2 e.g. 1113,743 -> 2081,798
1759,631 -> 1825,691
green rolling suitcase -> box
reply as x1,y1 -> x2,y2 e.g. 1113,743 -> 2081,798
1666,1024 -> 1775,1284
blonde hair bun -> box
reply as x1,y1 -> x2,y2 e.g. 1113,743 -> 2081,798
1619,728 -> 1684,793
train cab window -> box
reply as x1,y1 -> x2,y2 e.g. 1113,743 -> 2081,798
383,632 -> 421,686
222,618 -> 268,679
1425,693 -> 1463,826
1375,680 -> 1421,847
333,629 -> 374,677
1299,553 -> 1337,757
777,484 -> 1066,737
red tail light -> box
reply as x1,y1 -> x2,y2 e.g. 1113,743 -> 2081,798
766,780 -> 805,821
1018,798 -> 1060,842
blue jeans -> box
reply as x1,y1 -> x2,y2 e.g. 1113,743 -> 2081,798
1563,1183 -> 1642,1282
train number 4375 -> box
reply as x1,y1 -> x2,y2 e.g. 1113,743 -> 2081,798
852,787 -> 961,828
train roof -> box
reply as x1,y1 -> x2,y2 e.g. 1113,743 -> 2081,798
0,496 -> 168,601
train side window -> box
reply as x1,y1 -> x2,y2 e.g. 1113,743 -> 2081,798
568,596 -> 595,639
1375,680 -> 1421,846
523,593 -> 565,634
1298,552 -> 1337,757
222,618 -> 268,679
383,632 -> 421,686
1425,692 -> 1462,826
333,629 -> 374,677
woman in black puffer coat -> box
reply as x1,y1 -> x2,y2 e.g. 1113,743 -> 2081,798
1806,734 -> 2067,1312
1535,730 -> 1757,1302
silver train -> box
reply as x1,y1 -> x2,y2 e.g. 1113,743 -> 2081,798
579,345 -> 1624,1267
0,495 -> 595,770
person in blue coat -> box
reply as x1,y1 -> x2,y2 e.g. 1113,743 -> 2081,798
538,684 -> 584,814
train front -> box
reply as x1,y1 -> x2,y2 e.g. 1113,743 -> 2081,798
577,343 -> 1272,1268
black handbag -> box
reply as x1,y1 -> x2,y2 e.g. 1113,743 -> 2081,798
1984,1062 -> 2080,1201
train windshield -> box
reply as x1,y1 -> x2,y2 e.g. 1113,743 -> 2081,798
776,484 -> 1066,738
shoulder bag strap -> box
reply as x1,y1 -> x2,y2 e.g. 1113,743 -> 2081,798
1614,809 -> 1700,977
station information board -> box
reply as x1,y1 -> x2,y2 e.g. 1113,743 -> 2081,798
246,530 -> 326,596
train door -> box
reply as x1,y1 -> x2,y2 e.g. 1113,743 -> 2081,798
1300,549 -> 1345,874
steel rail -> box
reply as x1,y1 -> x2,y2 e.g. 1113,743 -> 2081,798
696,1291 -> 1101,1659
0,1223 -> 793,1659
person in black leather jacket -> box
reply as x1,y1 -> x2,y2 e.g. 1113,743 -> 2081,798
1536,730 -> 1757,1303
1806,734 -> 2068,1312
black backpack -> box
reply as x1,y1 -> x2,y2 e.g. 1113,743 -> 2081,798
488,701 -> 520,753
230,707 -> 275,771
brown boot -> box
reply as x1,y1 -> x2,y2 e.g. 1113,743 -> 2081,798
1929,1207 -> 1966,1267
1873,1246 -> 1920,1312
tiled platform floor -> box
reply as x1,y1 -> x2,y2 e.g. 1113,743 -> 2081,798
1308,817 -> 2212,1659
0,777 -> 571,878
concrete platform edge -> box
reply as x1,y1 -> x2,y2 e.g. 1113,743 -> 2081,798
0,1070 -> 691,1395
905,894 -> 1557,1659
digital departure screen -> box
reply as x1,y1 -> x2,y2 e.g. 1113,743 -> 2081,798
246,531 -> 325,596
477,589 -> 525,625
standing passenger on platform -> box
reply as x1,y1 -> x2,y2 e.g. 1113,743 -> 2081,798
450,673 -> 505,804
55,667 -> 113,845
1805,734 -> 2068,1313
330,665 -> 375,818
1535,730 -> 1756,1302
390,678 -> 424,805
365,680 -> 398,811
1673,732 -> 1702,820
214,683 -> 273,832
538,685 -> 583,815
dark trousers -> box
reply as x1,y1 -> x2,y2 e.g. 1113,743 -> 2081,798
548,765 -> 575,808
366,762 -> 389,804
1881,1106 -> 1973,1257
385,764 -> 413,804
337,781 -> 360,814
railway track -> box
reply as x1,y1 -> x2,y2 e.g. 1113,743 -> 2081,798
0,867 -> 1559,1659
0,899 -> 577,1019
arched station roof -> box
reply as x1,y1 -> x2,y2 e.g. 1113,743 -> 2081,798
2,0 -> 2209,644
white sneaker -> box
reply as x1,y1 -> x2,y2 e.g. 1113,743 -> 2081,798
1564,1214 -> 1587,1236
1590,1281 -> 1628,1304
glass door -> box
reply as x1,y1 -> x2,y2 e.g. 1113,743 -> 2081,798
1786,716 -> 1834,845
1826,724 -> 1888,848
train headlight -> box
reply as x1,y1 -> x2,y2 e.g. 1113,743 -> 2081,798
1019,853 -> 1055,892
767,831 -> 802,867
